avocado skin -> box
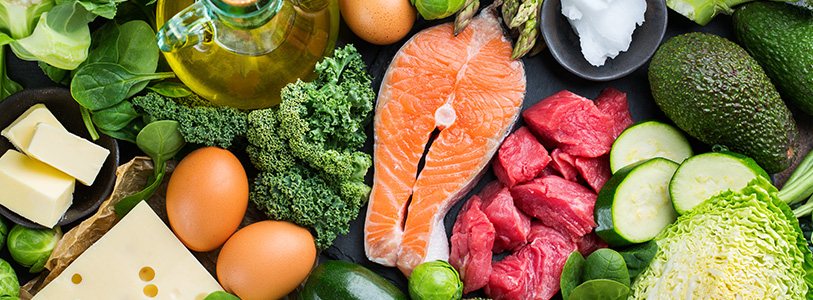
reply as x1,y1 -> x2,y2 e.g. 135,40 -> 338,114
733,1 -> 813,116
648,32 -> 799,174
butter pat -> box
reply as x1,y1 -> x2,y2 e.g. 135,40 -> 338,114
33,201 -> 223,300
27,122 -> 110,186
1,103 -> 66,154
0,150 -> 74,228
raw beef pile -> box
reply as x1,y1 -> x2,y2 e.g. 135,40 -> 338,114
449,87 -> 634,299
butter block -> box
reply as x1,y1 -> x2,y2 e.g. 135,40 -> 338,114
32,201 -> 223,300
0,150 -> 74,228
27,122 -> 110,186
1,103 -> 66,154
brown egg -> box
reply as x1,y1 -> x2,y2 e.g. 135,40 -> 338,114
339,0 -> 416,45
216,220 -> 317,300
165,147 -> 248,252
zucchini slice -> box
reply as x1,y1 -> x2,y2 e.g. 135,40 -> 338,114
669,151 -> 769,215
595,158 -> 679,247
609,121 -> 693,173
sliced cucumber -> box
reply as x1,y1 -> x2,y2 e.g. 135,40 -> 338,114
609,121 -> 693,173
669,151 -> 770,215
595,157 -> 679,247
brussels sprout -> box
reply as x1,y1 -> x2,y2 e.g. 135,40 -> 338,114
203,291 -> 240,300
412,0 -> 466,20
7,225 -> 62,273
408,260 -> 463,300
0,259 -> 19,297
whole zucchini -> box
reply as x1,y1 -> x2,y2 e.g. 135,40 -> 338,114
297,260 -> 407,300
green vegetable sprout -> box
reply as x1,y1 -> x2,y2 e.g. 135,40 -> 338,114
248,44 -> 374,249
7,225 -> 62,273
408,260 -> 463,300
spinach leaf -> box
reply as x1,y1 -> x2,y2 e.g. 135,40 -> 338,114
91,100 -> 141,131
582,248 -> 630,287
114,120 -> 185,217
568,279 -> 630,300
136,120 -> 185,172
87,21 -> 121,65
99,117 -> 145,144
147,82 -> 192,98
117,21 -> 158,75
561,251 -> 586,300
618,241 -> 658,278
71,62 -> 174,110
80,106 -> 100,141
39,62 -> 71,86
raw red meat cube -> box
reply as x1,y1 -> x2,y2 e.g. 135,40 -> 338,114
485,222 -> 577,300
511,175 -> 598,239
492,126 -> 552,187
574,155 -> 612,192
522,90 -> 614,158
450,195 -> 495,294
550,148 -> 579,182
595,87 -> 634,139
479,181 -> 532,253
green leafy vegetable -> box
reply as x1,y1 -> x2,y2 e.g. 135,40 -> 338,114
582,248 -> 630,287
7,225 -> 61,273
569,279 -> 630,300
131,92 -> 247,149
114,120 -> 184,217
0,46 -> 21,101
629,177 -> 813,299
91,100 -> 140,131
617,241 -> 657,278
666,0 -> 812,25
411,0 -> 465,20
0,259 -> 18,297
408,260 -> 463,300
147,82 -> 192,98
71,62 -> 173,110
561,251 -> 586,300
10,1 -> 93,70
0,0 -> 54,39
38,61 -> 69,85
248,44 -> 374,248
57,0 -> 126,20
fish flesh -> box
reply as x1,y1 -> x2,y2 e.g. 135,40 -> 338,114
363,7 -> 526,276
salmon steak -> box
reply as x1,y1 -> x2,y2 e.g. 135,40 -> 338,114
363,8 -> 526,276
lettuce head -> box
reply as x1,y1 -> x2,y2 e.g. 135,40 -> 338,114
629,177 -> 813,300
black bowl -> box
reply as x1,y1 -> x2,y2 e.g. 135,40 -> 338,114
0,87 -> 119,228
541,0 -> 668,81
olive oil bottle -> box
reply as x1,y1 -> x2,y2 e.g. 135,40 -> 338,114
156,0 -> 339,109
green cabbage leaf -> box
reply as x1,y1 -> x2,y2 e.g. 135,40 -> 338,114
629,177 -> 813,300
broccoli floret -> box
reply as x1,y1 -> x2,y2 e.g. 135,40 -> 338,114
245,108 -> 295,173
277,44 -> 375,182
251,167 -> 366,249
132,92 -> 247,149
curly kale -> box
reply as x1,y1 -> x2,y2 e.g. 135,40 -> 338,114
251,167 -> 367,249
277,44 -> 375,183
246,44 -> 374,249
131,92 -> 248,149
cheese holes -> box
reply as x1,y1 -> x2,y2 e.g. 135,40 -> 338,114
71,273 -> 82,284
139,266 -> 155,282
143,284 -> 159,297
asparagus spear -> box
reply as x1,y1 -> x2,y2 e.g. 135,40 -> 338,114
511,17 -> 537,59
454,0 -> 480,35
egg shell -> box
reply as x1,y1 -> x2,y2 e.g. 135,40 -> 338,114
216,220 -> 317,300
166,147 -> 248,252
339,0 -> 416,45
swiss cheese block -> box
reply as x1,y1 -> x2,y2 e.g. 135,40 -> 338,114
32,201 -> 223,300
27,122 -> 110,186
0,150 -> 74,228
1,103 -> 66,154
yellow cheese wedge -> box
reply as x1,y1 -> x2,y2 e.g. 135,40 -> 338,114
1,104 -> 66,154
27,122 -> 110,186
0,150 -> 74,228
32,201 -> 223,300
